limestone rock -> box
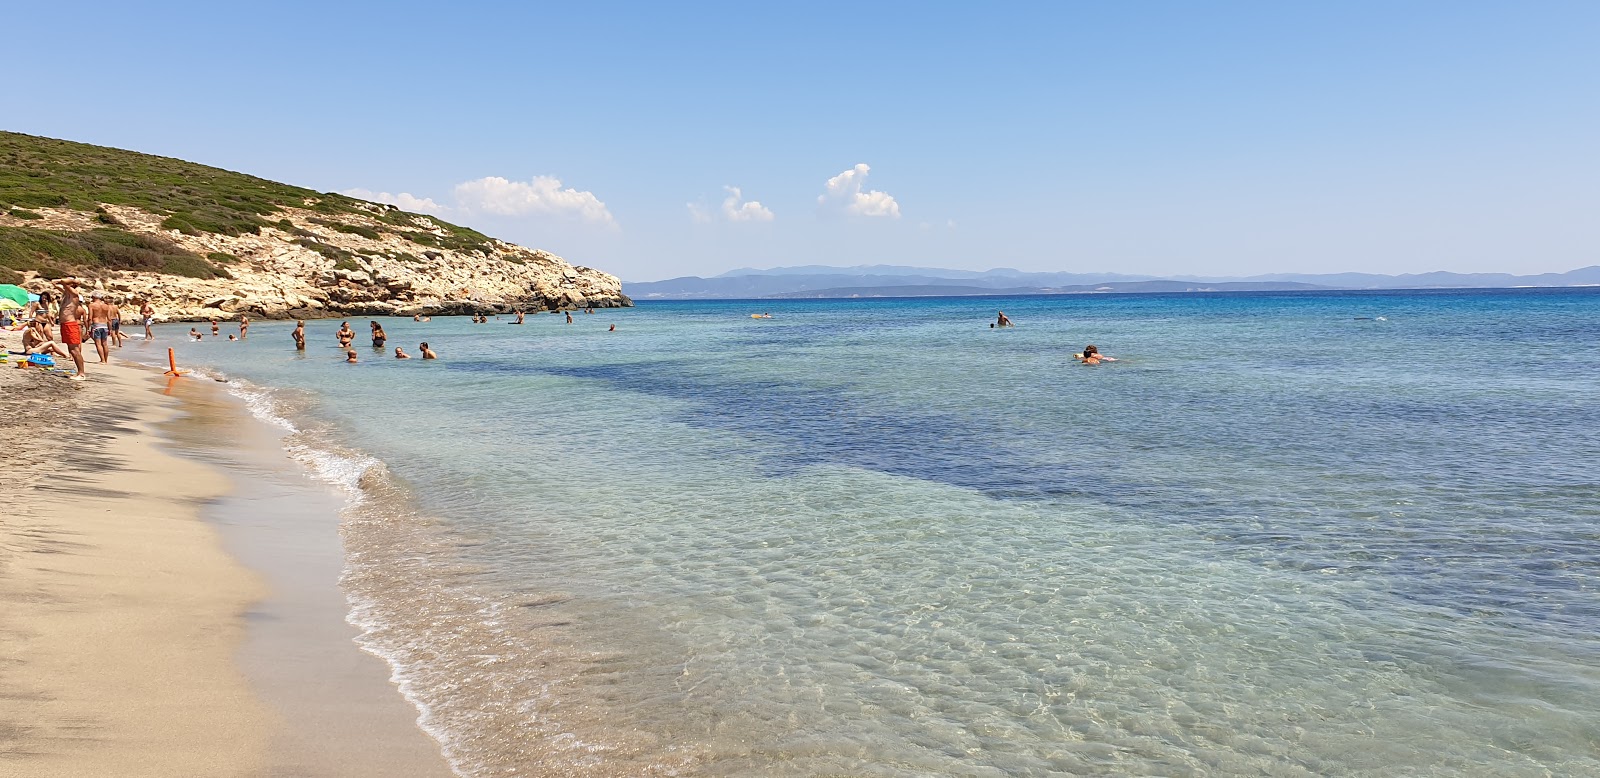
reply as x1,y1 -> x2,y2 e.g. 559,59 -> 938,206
3,202 -> 632,321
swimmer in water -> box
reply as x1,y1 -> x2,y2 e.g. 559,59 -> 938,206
1076,345 -> 1116,364
345,349 -> 359,363
394,347 -> 411,359
996,311 -> 1013,328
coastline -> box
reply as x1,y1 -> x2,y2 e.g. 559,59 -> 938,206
0,337 -> 450,777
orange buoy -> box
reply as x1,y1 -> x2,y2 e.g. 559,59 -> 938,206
163,347 -> 185,377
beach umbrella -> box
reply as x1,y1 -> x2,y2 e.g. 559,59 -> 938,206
0,298 -> 22,311
0,284 -> 29,308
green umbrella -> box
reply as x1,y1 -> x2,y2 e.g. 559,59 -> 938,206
0,284 -> 29,308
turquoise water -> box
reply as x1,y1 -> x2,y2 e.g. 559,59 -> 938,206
145,290 -> 1600,776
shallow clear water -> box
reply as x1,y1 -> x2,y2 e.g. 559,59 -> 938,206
146,289 -> 1600,776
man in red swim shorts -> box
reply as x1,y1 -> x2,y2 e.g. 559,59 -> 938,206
55,278 -> 88,380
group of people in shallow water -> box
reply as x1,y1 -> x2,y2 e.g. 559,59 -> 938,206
293,319 -> 438,363
991,311 -> 1117,364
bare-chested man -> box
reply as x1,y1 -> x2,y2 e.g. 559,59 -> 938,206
292,320 -> 306,351
87,292 -> 114,364
108,297 -> 125,347
210,319 -> 220,337
141,300 -> 155,340
55,278 -> 88,380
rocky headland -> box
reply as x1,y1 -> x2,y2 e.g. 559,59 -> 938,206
0,131 -> 631,321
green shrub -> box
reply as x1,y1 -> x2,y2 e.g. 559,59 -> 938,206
333,222 -> 381,240
162,254 -> 231,279
207,251 -> 238,264
8,208 -> 42,220
8,192 -> 67,208
0,225 -> 230,280
294,237 -> 355,262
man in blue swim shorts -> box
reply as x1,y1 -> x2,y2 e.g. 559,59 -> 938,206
87,291 -> 114,364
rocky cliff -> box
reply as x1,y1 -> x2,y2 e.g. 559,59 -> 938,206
0,202 -> 630,320
0,131 -> 631,320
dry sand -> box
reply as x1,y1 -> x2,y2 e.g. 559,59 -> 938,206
0,341 -> 272,776
0,332 -> 451,777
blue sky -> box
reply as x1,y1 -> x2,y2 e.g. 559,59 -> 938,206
7,1 -> 1598,281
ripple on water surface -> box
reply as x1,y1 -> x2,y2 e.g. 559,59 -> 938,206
160,289 -> 1600,776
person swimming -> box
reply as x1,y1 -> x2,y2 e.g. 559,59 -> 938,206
997,311 -> 1013,327
1076,344 -> 1116,364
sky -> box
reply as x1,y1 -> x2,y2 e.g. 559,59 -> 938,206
6,1 -> 1598,281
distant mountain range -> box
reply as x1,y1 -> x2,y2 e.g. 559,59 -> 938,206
626,264 -> 1600,299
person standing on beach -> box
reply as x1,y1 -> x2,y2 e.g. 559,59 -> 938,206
108,298 -> 124,348
86,292 -> 114,364
292,320 -> 306,351
240,315 -> 250,339
54,278 -> 87,380
141,300 -> 155,340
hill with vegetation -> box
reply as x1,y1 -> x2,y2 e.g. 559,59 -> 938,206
0,131 -> 629,318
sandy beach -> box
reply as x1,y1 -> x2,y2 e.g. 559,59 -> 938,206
0,334 -> 450,777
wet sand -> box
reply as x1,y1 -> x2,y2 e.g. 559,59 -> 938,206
0,334 -> 451,777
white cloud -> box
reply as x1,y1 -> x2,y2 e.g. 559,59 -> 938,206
720,186 -> 774,222
343,188 -> 450,216
688,186 -> 775,223
453,175 -> 617,228
817,163 -> 901,218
